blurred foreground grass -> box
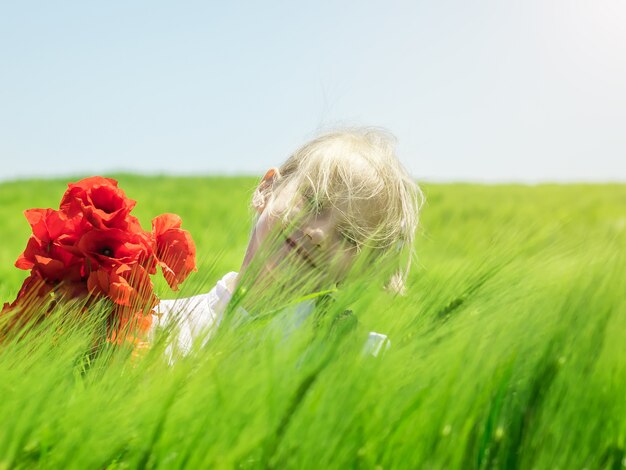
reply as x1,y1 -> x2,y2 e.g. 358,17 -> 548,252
0,175 -> 624,468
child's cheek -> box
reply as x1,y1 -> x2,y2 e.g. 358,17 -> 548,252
324,250 -> 355,283
254,210 -> 277,248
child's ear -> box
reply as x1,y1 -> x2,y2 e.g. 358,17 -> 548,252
252,167 -> 280,213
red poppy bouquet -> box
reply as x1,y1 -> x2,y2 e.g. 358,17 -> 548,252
1,176 -> 197,346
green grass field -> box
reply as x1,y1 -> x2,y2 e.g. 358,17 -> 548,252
0,175 -> 625,469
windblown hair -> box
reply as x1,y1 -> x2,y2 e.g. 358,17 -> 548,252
262,127 -> 424,294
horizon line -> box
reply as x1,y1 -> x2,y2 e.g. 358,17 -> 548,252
0,170 -> 624,186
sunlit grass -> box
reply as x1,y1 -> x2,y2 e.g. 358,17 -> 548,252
0,176 -> 624,468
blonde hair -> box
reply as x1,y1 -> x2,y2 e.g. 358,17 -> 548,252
262,127 -> 423,294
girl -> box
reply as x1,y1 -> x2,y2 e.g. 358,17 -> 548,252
153,127 -> 423,358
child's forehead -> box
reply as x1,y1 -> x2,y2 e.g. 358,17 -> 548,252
278,171 -> 384,205
275,175 -> 387,233
287,154 -> 381,194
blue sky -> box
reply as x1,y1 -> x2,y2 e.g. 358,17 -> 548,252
1,1 -> 625,182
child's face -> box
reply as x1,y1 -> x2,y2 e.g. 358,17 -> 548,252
241,177 -> 377,291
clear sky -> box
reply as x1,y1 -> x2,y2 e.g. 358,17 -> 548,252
1,1 -> 625,182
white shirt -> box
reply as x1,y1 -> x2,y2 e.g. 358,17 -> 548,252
151,271 -> 238,361
151,271 -> 389,362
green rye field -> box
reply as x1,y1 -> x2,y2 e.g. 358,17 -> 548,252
0,175 -> 624,469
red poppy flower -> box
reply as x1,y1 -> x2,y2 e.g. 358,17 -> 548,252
77,228 -> 152,273
88,264 -> 158,311
15,209 -> 85,282
151,214 -> 197,290
18,239 -> 83,282
60,176 -> 136,229
22,208 -> 79,242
